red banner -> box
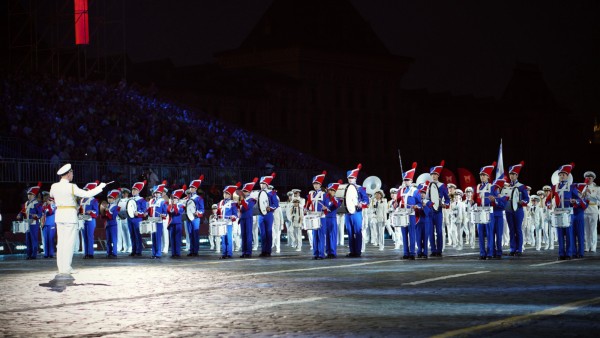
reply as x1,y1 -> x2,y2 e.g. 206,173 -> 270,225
440,168 -> 457,186
74,0 -> 89,45
457,168 -> 477,192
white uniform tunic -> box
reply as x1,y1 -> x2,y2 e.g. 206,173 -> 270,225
50,178 -> 103,274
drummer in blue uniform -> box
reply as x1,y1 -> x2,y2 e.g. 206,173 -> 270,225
475,162 -> 496,260
394,162 -> 419,260
41,191 -> 57,258
551,163 -> 582,260
218,183 -> 240,259
167,185 -> 186,258
415,181 -> 433,259
129,180 -> 147,257
572,183 -> 588,258
490,177 -> 508,259
17,182 -> 42,259
80,181 -> 100,259
149,181 -> 167,259
428,160 -> 451,257
239,178 -> 258,258
345,164 -> 369,258
323,181 -> 341,258
505,161 -> 530,257
257,173 -> 279,257
187,175 -> 206,257
103,189 -> 121,258
307,171 -> 327,260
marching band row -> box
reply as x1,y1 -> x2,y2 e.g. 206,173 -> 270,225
13,161 -> 600,265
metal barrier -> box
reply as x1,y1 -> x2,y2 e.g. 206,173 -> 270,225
0,158 -> 339,188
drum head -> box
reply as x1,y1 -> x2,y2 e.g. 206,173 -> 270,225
186,199 -> 197,221
511,188 -> 520,211
126,199 -> 137,219
429,182 -> 440,211
118,199 -> 128,218
344,184 -> 359,214
257,191 -> 269,216
335,184 -> 347,199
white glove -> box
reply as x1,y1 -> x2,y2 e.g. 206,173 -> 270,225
99,182 -> 107,189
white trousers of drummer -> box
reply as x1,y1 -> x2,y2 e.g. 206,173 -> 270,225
584,209 -> 598,252
377,221 -> 388,250
162,219 -> 169,253
287,221 -> 297,248
370,217 -> 379,246
293,225 -> 303,251
183,220 -> 191,252
57,222 -> 78,274
465,220 -> 476,249
271,222 -> 281,253
307,229 -> 314,250
502,214 -> 510,247
117,218 -> 131,252
252,216 -> 259,250
543,217 -> 555,249
336,213 -> 345,246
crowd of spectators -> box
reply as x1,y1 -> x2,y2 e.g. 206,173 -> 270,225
1,74 -> 329,170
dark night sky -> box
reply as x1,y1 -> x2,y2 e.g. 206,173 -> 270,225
123,0 -> 600,117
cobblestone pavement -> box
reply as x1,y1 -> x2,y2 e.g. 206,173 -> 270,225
1,240 -> 599,337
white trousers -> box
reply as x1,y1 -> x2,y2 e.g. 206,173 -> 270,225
336,213 -> 345,246
57,222 -> 78,274
117,218 -> 131,252
272,221 -> 281,252
584,212 -> 599,252
162,220 -> 169,253
252,216 -> 259,250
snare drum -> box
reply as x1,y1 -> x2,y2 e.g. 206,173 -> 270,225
78,214 -> 92,221
12,221 -> 28,233
470,206 -> 492,224
210,221 -> 228,236
139,221 -> 155,234
551,208 -> 572,228
390,211 -> 410,227
147,217 -> 163,223
302,213 -> 322,230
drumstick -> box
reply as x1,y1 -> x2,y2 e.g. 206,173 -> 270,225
106,181 -> 115,185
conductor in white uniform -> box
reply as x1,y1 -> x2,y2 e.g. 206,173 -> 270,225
50,164 -> 106,275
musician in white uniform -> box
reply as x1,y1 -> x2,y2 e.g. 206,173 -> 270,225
371,189 -> 388,250
450,189 -> 465,250
270,185 -> 283,254
291,189 -> 306,249
208,204 -> 220,252
529,195 -> 545,251
283,191 -> 293,247
49,164 -> 106,275
117,188 -> 132,253
583,171 -> 600,252
464,187 -> 477,249
388,187 -> 401,248
542,185 -> 555,250
287,198 -> 304,251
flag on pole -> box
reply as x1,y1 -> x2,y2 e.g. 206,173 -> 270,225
495,139 -> 505,181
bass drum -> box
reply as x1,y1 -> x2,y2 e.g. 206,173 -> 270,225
186,199 -> 197,221
126,199 -> 137,219
429,182 -> 440,211
510,187 -> 520,212
336,184 -> 359,214
253,190 -> 270,216
117,198 -> 129,219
